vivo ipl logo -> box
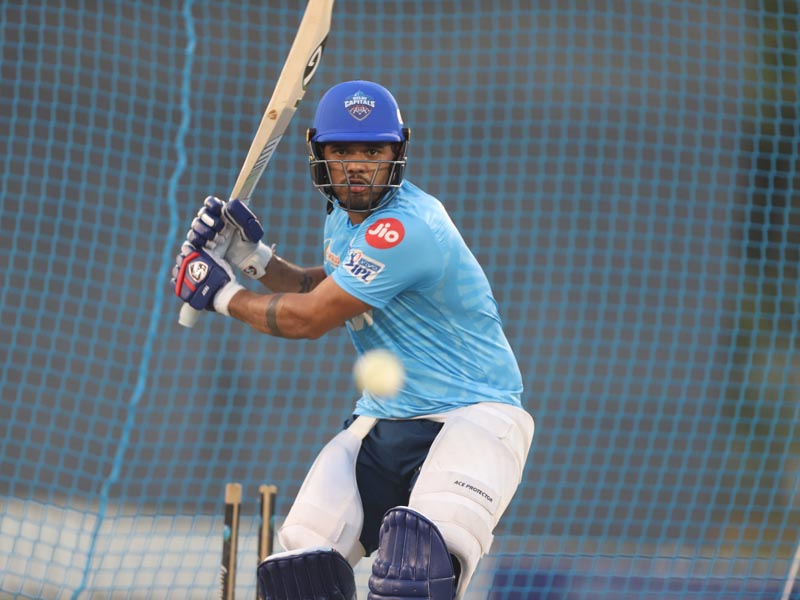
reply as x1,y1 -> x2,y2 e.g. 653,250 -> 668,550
343,249 -> 384,284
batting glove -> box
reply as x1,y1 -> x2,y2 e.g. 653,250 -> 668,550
172,242 -> 244,316
187,196 -> 273,279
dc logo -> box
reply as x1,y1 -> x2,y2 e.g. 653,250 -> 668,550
365,218 -> 405,249
344,90 -> 376,121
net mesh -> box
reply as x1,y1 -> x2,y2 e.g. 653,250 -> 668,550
1,1 -> 798,598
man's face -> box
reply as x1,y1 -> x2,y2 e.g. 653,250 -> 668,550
322,142 -> 398,211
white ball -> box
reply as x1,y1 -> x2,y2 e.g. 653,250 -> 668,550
353,349 -> 405,398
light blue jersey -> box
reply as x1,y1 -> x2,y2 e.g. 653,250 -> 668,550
324,181 -> 523,418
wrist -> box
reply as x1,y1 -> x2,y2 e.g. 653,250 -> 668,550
213,281 -> 246,316
236,242 -> 273,279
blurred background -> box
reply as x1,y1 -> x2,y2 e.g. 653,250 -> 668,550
1,1 -> 798,598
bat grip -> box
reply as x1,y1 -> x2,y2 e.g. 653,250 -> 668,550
179,304 -> 201,328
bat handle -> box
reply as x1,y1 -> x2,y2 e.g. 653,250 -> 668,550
179,303 -> 201,328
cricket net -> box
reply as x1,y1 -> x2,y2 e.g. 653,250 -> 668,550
1,1 -> 798,598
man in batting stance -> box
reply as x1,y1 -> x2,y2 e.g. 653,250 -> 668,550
173,80 -> 534,599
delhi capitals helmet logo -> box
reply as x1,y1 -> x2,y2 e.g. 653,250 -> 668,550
344,90 -> 376,121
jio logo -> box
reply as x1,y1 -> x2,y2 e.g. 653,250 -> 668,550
365,218 -> 405,249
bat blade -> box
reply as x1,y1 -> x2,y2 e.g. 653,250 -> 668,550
178,0 -> 334,328
230,0 -> 334,204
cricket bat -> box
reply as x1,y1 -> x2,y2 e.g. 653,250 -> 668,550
179,0 -> 334,328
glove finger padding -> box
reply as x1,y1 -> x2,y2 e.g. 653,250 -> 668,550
187,196 -> 226,250
171,241 -> 194,285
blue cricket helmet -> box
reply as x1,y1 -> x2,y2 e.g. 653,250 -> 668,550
310,80 -> 407,142
307,80 -> 410,212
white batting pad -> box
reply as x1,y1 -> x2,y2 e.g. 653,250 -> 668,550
409,402 -> 534,599
278,427 -> 367,566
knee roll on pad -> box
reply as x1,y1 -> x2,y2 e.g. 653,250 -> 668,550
368,507 -> 455,600
257,547 -> 356,600
278,501 -> 366,566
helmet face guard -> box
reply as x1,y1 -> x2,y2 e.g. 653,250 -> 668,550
307,81 -> 410,212
307,136 -> 409,213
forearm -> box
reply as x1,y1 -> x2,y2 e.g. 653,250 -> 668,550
228,290 -> 318,339
227,276 -> 372,340
258,255 -> 326,293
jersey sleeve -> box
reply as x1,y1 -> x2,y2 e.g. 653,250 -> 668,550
332,213 -> 443,309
